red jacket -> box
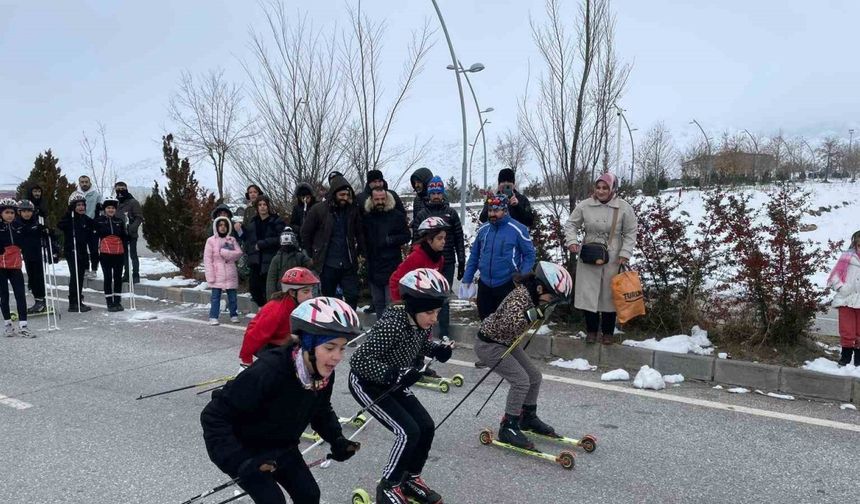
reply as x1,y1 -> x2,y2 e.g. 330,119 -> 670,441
389,242 -> 444,301
239,295 -> 299,365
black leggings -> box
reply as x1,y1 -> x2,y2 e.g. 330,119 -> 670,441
66,252 -> 89,304
584,310 -> 617,335
0,269 -> 27,322
100,254 -> 124,303
248,263 -> 267,308
477,279 -> 515,320
234,446 -> 320,504
24,259 -> 46,299
348,372 -> 435,482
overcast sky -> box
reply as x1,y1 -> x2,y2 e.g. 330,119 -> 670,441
2,0 -> 859,192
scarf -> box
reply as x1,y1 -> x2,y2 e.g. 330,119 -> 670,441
829,250 -> 860,285
292,346 -> 329,391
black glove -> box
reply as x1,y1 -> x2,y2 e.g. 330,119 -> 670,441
430,343 -> 453,363
329,436 -> 360,462
457,263 -> 465,281
394,367 -> 422,388
237,454 -> 278,480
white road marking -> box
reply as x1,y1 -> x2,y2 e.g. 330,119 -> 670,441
445,358 -> 860,433
0,394 -> 33,410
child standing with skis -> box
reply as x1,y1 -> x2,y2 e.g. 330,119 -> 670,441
93,196 -> 128,312
57,192 -> 97,312
828,230 -> 860,366
349,268 -> 453,504
16,199 -> 57,315
204,216 -> 244,325
473,261 -> 572,450
0,199 -> 33,337
264,229 -> 312,301
201,297 -> 363,504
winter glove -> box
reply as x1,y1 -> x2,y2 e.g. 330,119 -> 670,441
393,367 -> 423,388
429,343 -> 453,363
328,437 -> 361,462
457,263 -> 465,281
237,454 -> 278,480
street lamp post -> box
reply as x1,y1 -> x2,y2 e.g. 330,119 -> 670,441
448,62 -> 493,190
690,119 -> 712,185
468,118 -> 491,191
614,105 -> 636,185
430,0 -> 469,223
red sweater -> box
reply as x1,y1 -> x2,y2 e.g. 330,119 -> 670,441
239,296 -> 298,365
389,242 -> 444,301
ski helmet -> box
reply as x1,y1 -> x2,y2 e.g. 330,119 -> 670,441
535,261 -> 573,301
280,267 -> 320,292
291,296 -> 362,339
280,229 -> 299,248
399,268 -> 450,299
485,193 -> 509,212
0,198 -> 18,211
102,195 -> 119,209
416,216 -> 450,238
17,200 -> 35,211
68,191 -> 86,206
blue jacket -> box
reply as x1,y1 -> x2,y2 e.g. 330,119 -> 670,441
463,214 -> 536,288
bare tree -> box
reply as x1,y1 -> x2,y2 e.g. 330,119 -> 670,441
79,122 -> 117,195
168,68 -> 253,200
493,131 -> 530,177
816,136 -> 843,181
636,122 -> 677,195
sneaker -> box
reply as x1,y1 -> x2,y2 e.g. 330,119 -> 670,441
402,474 -> 443,504
115,303 -> 125,311
208,318 -> 220,326
17,326 -> 35,338
27,300 -> 47,314
498,414 -> 535,450
230,316 -> 240,323
68,303 -> 92,313
376,479 -> 409,504
5,325 -> 14,337
520,404 -> 557,436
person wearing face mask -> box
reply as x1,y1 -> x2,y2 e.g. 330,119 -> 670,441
348,268 -> 453,504
289,183 -> 317,244
479,168 -> 534,228
265,230 -> 313,301
564,172 -> 638,345
77,175 -> 103,278
201,297 -> 362,504
300,175 -> 365,309
93,197 -> 129,312
114,182 -> 143,284
244,195 -> 287,308
362,187 -> 410,320
57,192 -> 99,312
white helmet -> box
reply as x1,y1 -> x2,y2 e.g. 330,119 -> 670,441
416,216 -> 450,238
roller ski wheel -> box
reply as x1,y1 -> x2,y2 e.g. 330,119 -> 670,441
13,309 -> 58,321
522,429 -> 598,453
451,374 -> 464,387
414,378 -> 451,393
580,434 -> 598,453
351,487 -> 421,504
479,428 -> 575,471
339,414 -> 367,427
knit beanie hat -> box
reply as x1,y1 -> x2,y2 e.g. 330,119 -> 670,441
367,170 -> 384,183
427,176 -> 445,195
498,168 -> 515,184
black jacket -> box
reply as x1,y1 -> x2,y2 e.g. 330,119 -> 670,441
57,212 -> 97,258
116,192 -> 144,239
362,192 -> 410,287
200,346 -> 343,476
413,199 -> 466,270
479,189 -> 535,228
16,216 -> 57,262
409,168 -> 434,223
356,180 -> 406,216
290,183 -> 318,243
93,215 -> 128,242
300,176 -> 365,268
27,186 -> 47,220
0,219 -> 24,264
244,213 -> 286,272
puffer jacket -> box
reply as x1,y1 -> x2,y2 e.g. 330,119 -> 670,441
413,198 -> 466,270
16,215 -> 58,263
57,211 -> 97,259
0,220 -> 24,269
208,203 -> 239,239
363,192 -> 411,287
829,251 -> 860,309
204,217 -> 244,289
463,214 -> 536,288
243,213 -> 286,273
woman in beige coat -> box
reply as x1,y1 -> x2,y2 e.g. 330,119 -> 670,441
564,173 -> 637,344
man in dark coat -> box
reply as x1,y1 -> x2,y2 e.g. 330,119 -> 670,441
356,169 -> 406,216
26,185 -> 48,220
115,181 -> 144,283
479,168 -> 535,228
409,167 -> 434,224
300,175 -> 365,308
243,195 -> 286,307
362,187 -> 410,319
289,182 -> 317,244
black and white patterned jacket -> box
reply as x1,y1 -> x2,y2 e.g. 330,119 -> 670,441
349,305 -> 441,385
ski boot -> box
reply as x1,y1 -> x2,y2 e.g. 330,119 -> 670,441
520,404 -> 557,437
838,348 -> 854,366
421,365 -> 440,379
402,474 -> 443,504
27,299 -> 47,314
498,413 -> 535,450
376,478 -> 409,504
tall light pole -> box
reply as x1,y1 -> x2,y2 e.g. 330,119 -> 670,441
448,62 -> 493,189
690,119 -> 712,184
468,118 -> 491,191
430,0 -> 469,223
614,105 -> 636,184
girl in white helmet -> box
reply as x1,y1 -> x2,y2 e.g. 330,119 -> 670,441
0,198 -> 33,337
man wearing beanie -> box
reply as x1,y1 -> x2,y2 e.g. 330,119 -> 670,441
357,169 -> 406,216
301,175 -> 365,308
479,168 -> 535,228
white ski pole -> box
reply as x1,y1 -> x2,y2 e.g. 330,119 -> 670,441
125,215 -> 136,311
71,211 -> 82,314
43,220 -> 60,330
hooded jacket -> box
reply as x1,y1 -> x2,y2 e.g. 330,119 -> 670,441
413,198 -> 466,270
116,191 -> 143,239
243,211 -> 286,273
409,167 -> 434,222
463,214 -> 536,288
362,191 -> 411,287
239,294 -> 299,365
208,203 -> 239,239
357,179 -> 406,216
289,182 -> 317,240
265,247 -> 313,300
201,345 -> 344,476
204,217 -> 244,290
27,185 -> 47,219
300,176 -> 365,268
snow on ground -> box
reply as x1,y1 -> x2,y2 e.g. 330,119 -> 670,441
535,324 -> 552,335
632,366 -> 666,390
717,352 -> 728,359
193,282 -> 209,290
801,357 -> 860,378
623,326 -> 713,356
51,256 -> 178,278
128,311 -> 158,321
139,276 -> 198,288
712,385 -> 724,389
841,404 -> 857,411
662,374 -> 685,384
727,387 -> 750,394
601,369 -> 630,381
549,358 -> 596,371
755,390 -> 795,401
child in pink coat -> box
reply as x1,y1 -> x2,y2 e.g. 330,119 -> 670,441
828,230 -> 860,366
204,216 -> 244,325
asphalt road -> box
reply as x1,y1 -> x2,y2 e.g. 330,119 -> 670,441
2,296 -> 859,504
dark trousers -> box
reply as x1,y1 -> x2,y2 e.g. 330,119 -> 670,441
66,251 -> 89,306
0,269 -> 27,322
437,261 -> 455,337
584,310 -> 617,335
320,265 -> 359,309
122,237 -> 139,279
87,237 -> 99,271
24,259 -> 46,300
248,263 -> 267,308
477,279 -> 516,320
348,372 -> 435,482
100,254 -> 124,304
235,445 -> 321,504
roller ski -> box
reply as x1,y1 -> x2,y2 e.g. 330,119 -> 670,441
518,404 -> 597,453
478,414 -> 575,470
352,475 -> 441,504
11,309 -> 59,322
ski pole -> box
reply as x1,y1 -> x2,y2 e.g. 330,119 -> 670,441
196,383 -> 225,396
125,215 -> 136,310
136,375 -> 235,400
44,222 -> 60,330
178,477 -> 240,504
211,491 -> 247,504
71,211 -> 82,314
311,415 -> 374,470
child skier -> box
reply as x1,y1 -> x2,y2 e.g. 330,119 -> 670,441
201,296 -> 362,504
828,230 -> 860,366
57,192 -> 97,312
239,267 -> 320,368
93,196 -> 128,312
265,229 -> 313,300
204,216 -> 244,325
349,268 -> 453,504
473,261 -> 573,450
0,199 -> 33,337
16,200 -> 57,314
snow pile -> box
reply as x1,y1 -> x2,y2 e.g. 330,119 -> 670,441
623,326 -> 713,356
662,374 -> 685,384
841,404 -> 857,411
193,282 -> 209,290
632,366 -> 666,390
139,276 -> 198,288
727,387 -> 750,394
718,352 -> 728,359
801,358 -> 860,378
549,358 -> 596,371
53,256 -> 178,278
755,390 -> 795,401
601,369 -> 630,381
712,385 -> 724,390
129,311 -> 157,321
